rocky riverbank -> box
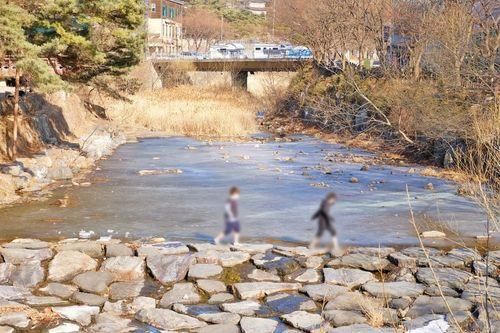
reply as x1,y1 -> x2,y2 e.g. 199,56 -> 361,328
0,238 -> 498,332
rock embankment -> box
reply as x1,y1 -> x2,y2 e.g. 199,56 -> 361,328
0,239 -> 498,332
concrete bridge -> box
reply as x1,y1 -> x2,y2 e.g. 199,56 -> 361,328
152,58 -> 312,89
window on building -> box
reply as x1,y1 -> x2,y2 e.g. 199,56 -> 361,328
162,5 -> 167,17
170,7 -> 176,18
151,3 -> 156,12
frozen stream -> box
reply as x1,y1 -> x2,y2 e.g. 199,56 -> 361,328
0,136 -> 489,247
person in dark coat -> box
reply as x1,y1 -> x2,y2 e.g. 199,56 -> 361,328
310,192 -> 340,252
214,186 -> 241,245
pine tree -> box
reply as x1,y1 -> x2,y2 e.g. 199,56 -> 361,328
0,1 -> 63,160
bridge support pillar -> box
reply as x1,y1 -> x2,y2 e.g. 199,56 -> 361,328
231,71 -> 248,90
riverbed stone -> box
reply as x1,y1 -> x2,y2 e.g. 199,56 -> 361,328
472,260 -> 498,278
362,281 -> 425,298
324,291 -> 382,312
233,282 -> 301,299
2,239 -> 49,250
302,256 -> 324,269
461,277 -> 500,305
416,267 -> 472,290
137,241 -> 189,257
286,269 -> 320,283
48,251 -> 97,282
188,243 -> 230,252
87,313 -> 135,333
240,317 -> 278,333
100,256 -> 145,282
488,250 -> 500,266
39,283 -> 77,299
220,300 -> 263,316
300,283 -> 349,302
0,264 -> 15,284
147,253 -> 193,284
197,324 -> 240,333
247,269 -> 281,282
0,286 -> 31,300
172,303 -> 241,324
447,248 -> 482,265
424,285 -> 459,297
330,324 -> 395,332
406,295 -> 473,319
109,281 -> 145,300
73,271 -> 114,295
52,305 -> 100,326
265,293 -> 316,314
231,243 -> 273,254
386,267 -> 416,283
160,282 -> 201,308
71,291 -> 107,306
57,241 -> 104,258
135,308 -> 207,331
10,261 -> 45,288
195,250 -> 250,267
328,253 -> 390,271
252,252 -> 299,276
105,243 -> 133,257
403,314 -> 448,332
24,295 -> 69,307
0,247 -> 53,264
208,292 -> 234,304
324,309 -> 367,327
401,247 -> 443,265
197,279 -> 226,294
0,312 -> 30,330
274,246 -> 329,257
281,310 -> 325,332
388,252 -> 417,268
323,268 -> 375,289
189,264 -> 223,279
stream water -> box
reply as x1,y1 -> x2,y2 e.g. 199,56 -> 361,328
0,136 -> 489,247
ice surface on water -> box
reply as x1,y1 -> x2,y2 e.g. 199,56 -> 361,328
409,317 -> 450,333
0,136 -> 486,245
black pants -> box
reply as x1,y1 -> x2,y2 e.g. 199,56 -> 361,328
316,216 -> 336,238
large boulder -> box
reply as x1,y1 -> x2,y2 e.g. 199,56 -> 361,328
100,256 -> 145,282
135,308 -> 207,331
147,254 -> 193,284
48,251 -> 97,282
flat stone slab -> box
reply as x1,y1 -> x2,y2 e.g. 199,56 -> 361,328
265,293 -> 317,314
273,246 -> 329,257
323,268 -> 376,289
71,291 -> 107,306
388,252 -> 418,268
406,295 -> 473,318
160,283 -> 201,308
300,284 -> 349,302
416,267 -> 472,290
348,247 -> 396,257
362,281 -> 425,298
328,253 -> 391,271
0,247 -> 53,264
286,269 -> 320,283
247,269 -> 281,282
240,317 -> 278,333
281,310 -> 325,332
233,282 -> 301,299
324,309 -> 367,327
135,308 -> 207,331
220,300 -> 263,316
230,243 -> 273,254
197,324 -> 240,333
461,277 -> 500,305
208,293 -> 234,304
109,281 -> 146,300
0,286 -> 32,301
48,251 -> 97,282
187,243 -> 231,252
0,312 -> 30,329
252,252 -> 300,276
2,239 -> 49,249
188,264 -> 223,279
195,250 -> 250,267
57,241 -> 104,258
330,324 -> 395,332
105,243 -> 133,257
24,295 -> 69,307
10,261 -> 45,288
52,305 -> 100,326
137,242 -> 189,257
0,263 -> 15,284
147,253 -> 193,284
73,271 -> 114,295
172,303 -> 240,325
197,279 -> 227,294
39,283 -> 77,299
324,291 -> 382,312
100,256 -> 145,282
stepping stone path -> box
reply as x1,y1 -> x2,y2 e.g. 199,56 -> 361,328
0,238 -> 495,332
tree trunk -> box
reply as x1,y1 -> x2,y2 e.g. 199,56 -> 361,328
10,69 -> 21,161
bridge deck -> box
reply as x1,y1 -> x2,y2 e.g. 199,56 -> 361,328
153,58 -> 312,72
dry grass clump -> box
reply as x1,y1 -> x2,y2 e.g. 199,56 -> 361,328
107,86 -> 258,138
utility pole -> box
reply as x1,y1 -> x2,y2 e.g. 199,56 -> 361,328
220,14 -> 224,41
272,0 -> 276,41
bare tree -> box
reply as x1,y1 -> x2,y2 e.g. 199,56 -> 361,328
183,7 -> 221,53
